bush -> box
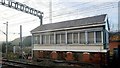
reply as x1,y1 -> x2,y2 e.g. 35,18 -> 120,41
7,52 -> 19,60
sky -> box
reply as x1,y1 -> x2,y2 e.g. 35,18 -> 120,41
0,0 -> 119,41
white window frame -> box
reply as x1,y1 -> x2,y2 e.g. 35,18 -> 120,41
94,32 -> 96,44
65,31 -> 67,44
54,32 -> 56,44
78,32 -> 80,44
101,31 -> 103,43
49,34 -> 50,44
60,34 -> 62,44
85,31 -> 88,44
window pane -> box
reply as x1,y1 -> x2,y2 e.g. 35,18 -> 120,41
42,35 -> 45,44
46,35 -> 49,44
67,33 -> 72,44
33,36 -> 36,44
73,33 -> 78,43
56,34 -> 60,44
80,32 -> 85,44
88,32 -> 94,44
33,35 -> 40,44
61,33 -> 65,44
50,34 -> 54,44
96,31 -> 102,43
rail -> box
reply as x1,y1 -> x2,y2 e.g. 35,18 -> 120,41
2,59 -> 99,68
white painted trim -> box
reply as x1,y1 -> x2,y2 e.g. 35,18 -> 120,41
66,31 -> 67,44
31,23 -> 105,33
101,31 -> 103,43
33,45 -> 107,53
104,14 -> 109,31
78,32 -> 80,44
85,31 -> 88,44
33,34 -> 40,35
49,34 -> 50,44
33,43 -> 103,46
94,31 -> 96,44
55,27 -> 103,33
60,34 -> 61,44
33,49 -> 107,53
54,32 -> 56,44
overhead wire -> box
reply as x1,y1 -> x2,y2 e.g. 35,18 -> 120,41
43,3 -> 117,23
53,2 -> 114,17
5,2 -> 117,26
45,1 -> 94,13
0,0 -> 118,39
52,6 -> 117,21
44,2 -> 117,19
0,0 -> 93,26
0,1 -> 117,28
9,18 -> 38,26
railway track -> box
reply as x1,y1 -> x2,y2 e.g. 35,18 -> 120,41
2,59 -> 43,68
2,59 -> 100,68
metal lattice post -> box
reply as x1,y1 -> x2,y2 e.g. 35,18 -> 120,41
20,25 -> 23,60
5,22 -> 8,58
0,0 -> 43,25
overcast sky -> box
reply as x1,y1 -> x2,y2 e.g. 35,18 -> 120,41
0,0 -> 119,41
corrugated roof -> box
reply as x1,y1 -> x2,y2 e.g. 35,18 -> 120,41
31,14 -> 107,33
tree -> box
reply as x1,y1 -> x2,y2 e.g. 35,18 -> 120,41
2,42 -> 6,53
2,42 -> 14,53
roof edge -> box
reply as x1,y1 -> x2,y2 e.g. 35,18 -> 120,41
31,23 -> 105,34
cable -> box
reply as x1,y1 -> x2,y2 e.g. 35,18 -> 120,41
44,2 -> 116,19
0,0 -> 98,22
0,9 -> 32,21
7,2 -> 115,24
1,1 -> 117,35
52,5 -> 117,20
0,18 -> 38,29
9,18 -> 38,26
43,3 -> 117,23
0,1 -> 117,27
45,1 -> 93,13
52,2 -> 115,17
